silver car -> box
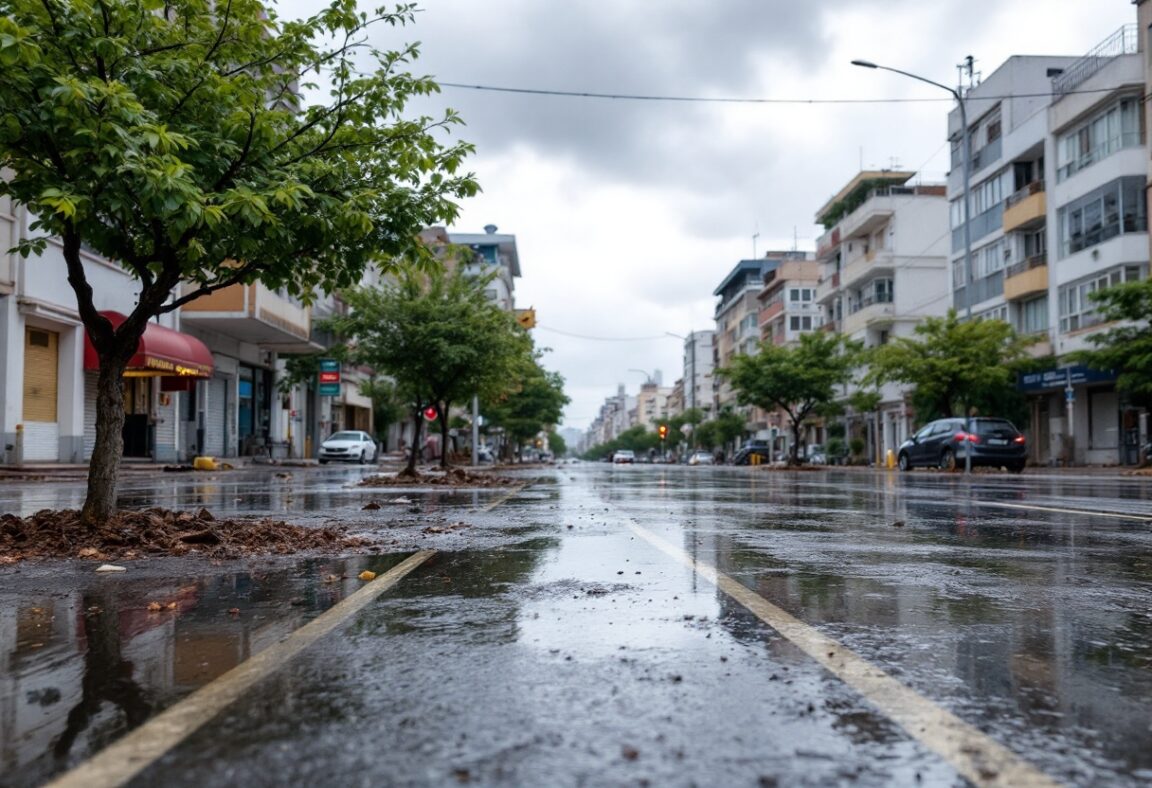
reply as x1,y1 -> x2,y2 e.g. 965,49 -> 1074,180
319,431 -> 378,464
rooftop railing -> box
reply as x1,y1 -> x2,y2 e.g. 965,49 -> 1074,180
1052,24 -> 1138,98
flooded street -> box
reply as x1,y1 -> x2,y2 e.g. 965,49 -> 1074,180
2,465 -> 1151,786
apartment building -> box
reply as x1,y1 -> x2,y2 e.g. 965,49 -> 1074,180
757,256 -> 820,347
948,28 -> 1148,465
680,330 -> 715,417
815,171 -> 950,459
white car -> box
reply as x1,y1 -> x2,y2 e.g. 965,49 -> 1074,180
319,431 -> 378,464
612,449 -> 636,464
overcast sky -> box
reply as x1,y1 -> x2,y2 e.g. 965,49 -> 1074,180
283,0 -> 1137,432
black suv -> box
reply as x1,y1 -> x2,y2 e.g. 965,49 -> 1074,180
897,417 -> 1027,473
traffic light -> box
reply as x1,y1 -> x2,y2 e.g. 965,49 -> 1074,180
658,424 -> 668,440
423,406 -> 438,422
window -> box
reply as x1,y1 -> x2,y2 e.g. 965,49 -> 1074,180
1015,296 -> 1048,335
1058,177 -> 1147,257
789,315 -> 813,331
1059,264 -> 1147,333
975,304 -> 1008,323
1057,97 -> 1142,181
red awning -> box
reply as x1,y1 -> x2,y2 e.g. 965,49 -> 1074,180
83,311 -> 214,378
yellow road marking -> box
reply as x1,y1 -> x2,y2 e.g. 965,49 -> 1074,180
47,550 -> 436,788
482,482 -> 528,512
627,521 -> 1064,788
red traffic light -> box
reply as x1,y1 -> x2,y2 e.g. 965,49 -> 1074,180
423,406 -> 438,421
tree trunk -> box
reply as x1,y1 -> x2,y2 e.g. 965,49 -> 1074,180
791,420 -> 803,466
404,408 -> 423,476
438,402 -> 451,469
80,356 -> 129,527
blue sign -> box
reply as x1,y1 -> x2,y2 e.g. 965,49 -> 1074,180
319,358 -> 340,373
318,382 -> 341,396
1018,365 -> 1115,392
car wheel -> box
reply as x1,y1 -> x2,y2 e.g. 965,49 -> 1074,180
897,452 -> 911,472
357,449 -> 367,464
319,459 -> 328,465
1008,462 -> 1025,474
939,448 -> 957,472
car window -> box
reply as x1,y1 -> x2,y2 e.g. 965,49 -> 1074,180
914,424 -> 935,440
329,431 -> 359,441
972,419 -> 1017,435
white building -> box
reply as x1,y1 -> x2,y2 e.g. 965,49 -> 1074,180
815,170 -> 951,460
948,28 -> 1148,465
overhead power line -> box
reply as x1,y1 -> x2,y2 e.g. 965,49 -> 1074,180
438,81 -> 1126,105
536,325 -> 677,342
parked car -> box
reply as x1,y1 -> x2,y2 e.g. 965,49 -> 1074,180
732,445 -> 772,465
897,417 -> 1026,473
612,449 -> 636,464
319,430 -> 378,464
686,450 -> 714,466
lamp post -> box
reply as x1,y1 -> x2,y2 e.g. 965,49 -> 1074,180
852,58 -> 973,474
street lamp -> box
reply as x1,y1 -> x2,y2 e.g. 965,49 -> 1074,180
628,368 -> 655,385
852,58 -> 974,473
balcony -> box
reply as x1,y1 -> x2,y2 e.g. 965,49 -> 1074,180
759,298 -> 785,324
1004,255 -> 1049,301
1002,181 -> 1046,233
180,283 -> 320,353
843,292 -> 895,335
841,248 -> 894,290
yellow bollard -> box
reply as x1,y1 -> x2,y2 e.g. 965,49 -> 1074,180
885,449 -> 895,469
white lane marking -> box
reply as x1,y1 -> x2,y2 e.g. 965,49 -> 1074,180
627,521 -> 1064,788
969,500 -> 1152,522
47,550 -> 437,788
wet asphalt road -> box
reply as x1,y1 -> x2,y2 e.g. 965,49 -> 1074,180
2,464 -> 1152,787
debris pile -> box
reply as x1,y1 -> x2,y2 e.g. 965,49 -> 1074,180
358,467 -> 517,488
0,507 -> 370,562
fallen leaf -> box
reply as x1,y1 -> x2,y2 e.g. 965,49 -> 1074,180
147,602 -> 163,612
362,501 -> 382,510
95,564 -> 127,573
78,547 -> 101,558
358,570 -> 377,581
228,607 -> 240,616
166,602 -> 178,610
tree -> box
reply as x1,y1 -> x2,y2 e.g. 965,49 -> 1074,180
0,0 -> 477,524
483,357 -> 569,462
546,430 -> 567,458
719,333 -> 860,465
1073,280 -> 1152,407
325,266 -> 531,475
361,377 -> 406,444
666,407 -> 706,448
866,310 -> 1036,423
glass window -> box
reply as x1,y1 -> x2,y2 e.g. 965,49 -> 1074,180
1058,264 -> 1149,333
1058,176 -> 1147,257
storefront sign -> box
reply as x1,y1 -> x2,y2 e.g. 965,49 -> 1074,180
1018,365 -> 1115,392
318,359 -> 341,395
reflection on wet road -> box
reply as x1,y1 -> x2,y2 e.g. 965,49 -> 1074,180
4,465 -> 1151,786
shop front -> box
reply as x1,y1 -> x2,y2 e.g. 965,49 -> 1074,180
1019,365 -> 1129,466
83,312 -> 214,461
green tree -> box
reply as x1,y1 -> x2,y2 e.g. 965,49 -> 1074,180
361,377 -> 406,444
0,0 -> 477,524
866,310 -> 1036,423
1073,280 -> 1152,407
546,430 -> 567,458
326,267 -> 531,475
719,333 -> 860,465
667,407 -> 706,448
483,357 -> 569,462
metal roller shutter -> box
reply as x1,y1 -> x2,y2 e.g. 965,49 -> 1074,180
203,376 -> 227,456
83,371 -> 98,459
22,327 -> 59,461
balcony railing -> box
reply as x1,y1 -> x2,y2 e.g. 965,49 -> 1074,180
1052,24 -> 1138,97
1005,254 -> 1047,279
847,291 -> 894,315
1005,180 -> 1045,210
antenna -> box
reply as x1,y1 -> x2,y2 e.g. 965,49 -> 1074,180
752,229 -> 760,259
957,55 -> 979,93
